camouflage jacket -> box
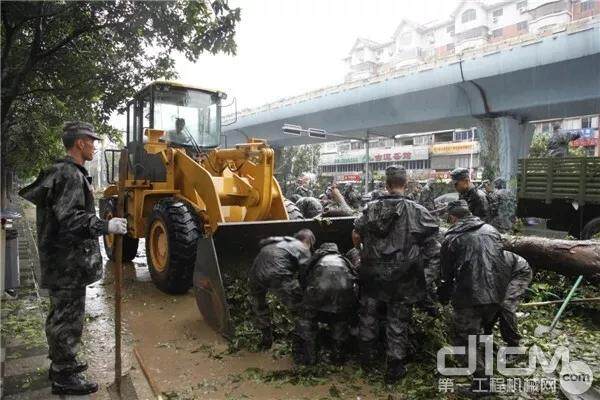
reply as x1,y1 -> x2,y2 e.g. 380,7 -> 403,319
354,194 -> 440,303
439,217 -> 510,308
19,157 -> 108,289
299,244 -> 358,314
548,131 -> 581,158
460,185 -> 490,222
418,185 -> 436,211
488,189 -> 516,233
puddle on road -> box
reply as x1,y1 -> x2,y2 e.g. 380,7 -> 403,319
83,239 -> 378,399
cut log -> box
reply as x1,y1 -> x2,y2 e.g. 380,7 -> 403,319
501,235 -> 600,281
439,227 -> 600,281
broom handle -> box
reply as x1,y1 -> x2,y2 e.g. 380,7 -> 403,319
114,149 -> 129,394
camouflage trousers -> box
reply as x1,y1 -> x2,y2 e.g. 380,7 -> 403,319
248,275 -> 302,331
485,275 -> 531,346
358,295 -> 412,361
295,309 -> 353,364
453,304 -> 501,378
46,287 -> 86,374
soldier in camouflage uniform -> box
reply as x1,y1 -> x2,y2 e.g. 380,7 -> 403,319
418,179 -> 436,211
488,178 -> 517,233
354,166 -> 440,384
19,122 -> 128,396
295,243 -> 358,365
247,229 -> 315,350
548,123 -> 581,157
451,168 -> 489,221
295,196 -> 323,218
439,200 -> 511,394
485,250 -> 532,347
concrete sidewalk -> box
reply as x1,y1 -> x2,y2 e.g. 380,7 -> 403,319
1,205 -> 54,399
1,203 -> 154,399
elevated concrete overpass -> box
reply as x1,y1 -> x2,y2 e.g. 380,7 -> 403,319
224,20 -> 600,177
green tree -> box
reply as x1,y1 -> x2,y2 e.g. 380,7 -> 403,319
276,144 -> 321,196
1,0 -> 240,201
528,132 -> 588,158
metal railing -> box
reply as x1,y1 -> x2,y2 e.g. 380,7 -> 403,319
222,15 -> 599,125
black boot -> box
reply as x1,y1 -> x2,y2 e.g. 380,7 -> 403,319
48,360 -> 88,381
385,358 -> 407,385
258,328 -> 273,350
359,340 -> 378,370
330,342 -> 346,366
51,372 -> 98,395
293,339 -> 317,366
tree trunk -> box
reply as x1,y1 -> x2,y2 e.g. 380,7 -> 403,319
439,228 -> 600,281
501,235 -> 600,281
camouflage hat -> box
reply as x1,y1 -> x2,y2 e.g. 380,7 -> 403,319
296,196 -> 323,218
450,168 -> 470,182
319,242 -> 339,253
63,121 -> 101,141
385,165 -> 406,179
447,199 -> 471,216
493,177 -> 507,189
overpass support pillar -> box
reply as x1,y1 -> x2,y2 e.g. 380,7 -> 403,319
477,116 -> 534,182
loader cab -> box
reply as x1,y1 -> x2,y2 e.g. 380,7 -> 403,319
126,81 -> 226,149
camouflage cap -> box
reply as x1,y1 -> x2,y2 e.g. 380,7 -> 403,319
385,165 -> 406,179
447,199 -> 471,216
450,167 -> 470,182
493,177 -> 507,189
318,242 -> 339,253
62,121 -> 100,141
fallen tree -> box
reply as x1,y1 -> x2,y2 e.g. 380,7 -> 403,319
501,235 -> 600,281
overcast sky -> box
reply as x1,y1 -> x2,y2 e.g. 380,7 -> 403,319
111,0 -> 458,129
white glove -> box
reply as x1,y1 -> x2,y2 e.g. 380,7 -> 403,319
107,217 -> 128,235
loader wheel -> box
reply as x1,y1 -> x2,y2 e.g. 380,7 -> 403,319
100,197 -> 139,262
284,198 -> 304,220
146,198 -> 202,294
582,217 -> 600,239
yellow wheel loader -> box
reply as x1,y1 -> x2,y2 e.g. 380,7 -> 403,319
100,81 -> 354,337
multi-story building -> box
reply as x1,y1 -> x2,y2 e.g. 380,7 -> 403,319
344,0 -> 599,81
318,128 -> 482,184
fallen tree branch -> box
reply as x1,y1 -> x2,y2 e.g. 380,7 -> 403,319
520,297 -> 600,307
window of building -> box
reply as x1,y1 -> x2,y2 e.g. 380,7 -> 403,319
517,21 -> 528,31
461,9 -> 476,23
338,143 -> 350,152
541,122 -> 551,133
413,135 -> 432,145
493,8 -> 503,18
454,130 -> 474,141
398,32 -> 412,46
394,137 -> 414,146
447,43 -> 455,52
516,1 -> 527,11
492,28 -> 503,38
434,131 -> 454,143
581,116 -> 592,129
447,25 -> 455,35
350,141 -> 364,150
581,1 -> 594,12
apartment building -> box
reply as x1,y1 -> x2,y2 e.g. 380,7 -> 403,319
318,128 -> 482,184
344,0 -> 599,81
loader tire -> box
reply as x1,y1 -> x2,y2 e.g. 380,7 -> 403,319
100,197 -> 139,262
284,198 -> 304,220
582,217 -> 600,239
146,198 -> 202,294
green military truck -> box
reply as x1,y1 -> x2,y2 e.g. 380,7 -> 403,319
517,157 -> 600,239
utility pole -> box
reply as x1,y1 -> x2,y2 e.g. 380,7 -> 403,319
364,131 -> 370,194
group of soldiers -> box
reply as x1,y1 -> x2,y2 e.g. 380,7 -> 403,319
249,165 -> 532,394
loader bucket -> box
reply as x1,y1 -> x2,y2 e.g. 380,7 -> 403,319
193,216 -> 356,338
